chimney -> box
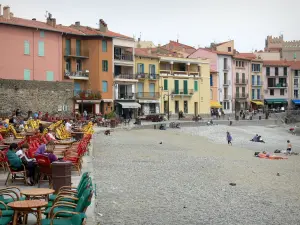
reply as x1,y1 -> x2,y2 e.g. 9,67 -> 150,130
46,13 -> 56,27
0,5 -> 2,16
10,12 -> 13,17
138,37 -> 141,42
177,39 -> 179,43
3,6 -> 10,19
75,21 -> 80,27
99,19 -> 108,32
32,18 -> 36,21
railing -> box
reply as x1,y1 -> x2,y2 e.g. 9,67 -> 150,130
136,73 -> 159,80
189,71 -> 200,76
173,71 -> 188,76
160,70 -> 171,75
136,92 -> 160,99
267,83 -> 288,88
148,74 -> 159,80
223,65 -> 230,70
252,95 -> 264,100
223,80 -> 231,86
235,93 -> 249,99
294,84 -> 299,88
114,74 -> 137,80
73,90 -> 101,100
117,93 -> 135,100
252,81 -> 263,86
64,48 -> 89,58
114,53 -> 133,61
223,95 -> 231,100
235,79 -> 248,85
65,71 -> 89,79
171,89 -> 194,95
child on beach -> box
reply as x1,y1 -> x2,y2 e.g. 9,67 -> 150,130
226,131 -> 232,145
287,140 -> 292,154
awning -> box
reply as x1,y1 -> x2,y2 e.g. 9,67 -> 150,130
102,99 -> 113,103
75,100 -> 101,103
118,102 -> 141,109
292,99 -> 300,105
139,100 -> 160,104
210,101 -> 222,108
251,101 -> 264,106
264,99 -> 288,104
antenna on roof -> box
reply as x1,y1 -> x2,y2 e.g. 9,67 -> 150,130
44,11 -> 48,19
177,33 -> 179,42
139,32 -> 142,40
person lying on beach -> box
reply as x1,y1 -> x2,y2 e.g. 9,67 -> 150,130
250,134 -> 265,143
255,151 -> 287,160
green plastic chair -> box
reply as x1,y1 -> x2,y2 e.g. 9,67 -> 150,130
0,201 -> 14,218
41,212 -> 86,225
0,187 -> 25,210
0,216 -> 12,225
45,188 -> 93,218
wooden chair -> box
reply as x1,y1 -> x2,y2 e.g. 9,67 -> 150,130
35,154 -> 52,188
5,162 -> 27,186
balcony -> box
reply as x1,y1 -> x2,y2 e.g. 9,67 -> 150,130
64,48 -> 89,58
252,95 -> 264,100
252,81 -> 263,87
73,90 -> 101,100
223,95 -> 231,101
235,79 -> 248,85
173,71 -> 188,76
189,71 -> 200,76
114,74 -> 138,82
223,80 -> 231,86
223,65 -> 230,71
235,93 -> 249,99
294,84 -> 299,89
117,93 -> 135,100
136,92 -> 160,99
136,73 -> 159,80
160,70 -> 171,76
267,83 -> 288,88
65,71 -> 89,80
171,89 -> 194,96
149,74 -> 159,80
114,53 -> 133,61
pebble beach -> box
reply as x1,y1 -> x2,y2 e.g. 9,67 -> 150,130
93,125 -> 300,225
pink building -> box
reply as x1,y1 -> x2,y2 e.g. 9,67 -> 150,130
263,60 -> 291,109
0,6 -> 63,81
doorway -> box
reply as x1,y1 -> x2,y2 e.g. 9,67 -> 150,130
194,102 -> 198,116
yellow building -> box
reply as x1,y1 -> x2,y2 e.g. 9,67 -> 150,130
159,56 -> 210,117
135,49 -> 160,115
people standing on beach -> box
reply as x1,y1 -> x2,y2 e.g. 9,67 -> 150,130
226,131 -> 232,145
287,140 -> 292,154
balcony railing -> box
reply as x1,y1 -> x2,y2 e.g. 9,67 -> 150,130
171,89 -> 194,96
136,73 -> 159,80
235,79 -> 248,85
252,81 -> 263,86
223,80 -> 231,86
173,71 -> 188,76
117,93 -> 135,100
114,53 -> 133,61
189,71 -> 200,76
223,95 -> 231,100
136,92 -> 160,99
235,93 -> 249,99
252,95 -> 264,100
267,83 -> 288,88
294,84 -> 299,88
149,74 -> 159,80
73,90 -> 101,100
160,70 -> 171,75
223,65 -> 230,71
114,74 -> 137,80
64,48 -> 89,58
65,71 -> 89,80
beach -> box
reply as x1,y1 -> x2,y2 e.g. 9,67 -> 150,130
93,126 -> 300,225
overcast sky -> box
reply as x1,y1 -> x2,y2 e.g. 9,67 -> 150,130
4,0 -> 300,52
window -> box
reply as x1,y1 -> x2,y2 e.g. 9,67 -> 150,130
184,101 -> 188,113
65,39 -> 71,55
294,90 -> 299,98
294,79 -> 299,88
24,41 -> 30,55
242,61 -> 244,67
76,40 -> 81,56
284,67 -> 287,76
295,70 -> 298,76
236,73 -> 239,82
102,60 -> 108,72
149,64 -> 156,75
224,58 -> 228,69
175,101 -> 179,113
76,60 -> 82,71
252,75 -> 255,85
137,63 -> 144,74
223,102 -> 230,110
38,41 -> 44,56
194,80 -> 198,91
210,89 -> 213,100
210,74 -> 213,86
102,81 -> 108,92
268,78 -> 276,87
46,71 -> 54,81
238,61 -> 241,67
174,80 -> 179,94
252,64 -> 260,72
183,80 -> 188,94
65,60 -> 71,72
228,47 -> 231,52
257,76 -> 261,85
102,40 -> 107,52
236,61 -> 238,67
252,89 -> 255,99
242,73 -> 245,83
149,83 -> 155,97
257,89 -> 261,99
40,31 -> 45,38
164,79 -> 168,90
266,67 -> 270,75
270,89 -> 274,96
280,89 -> 284,96
275,67 -> 278,75
24,69 -> 31,80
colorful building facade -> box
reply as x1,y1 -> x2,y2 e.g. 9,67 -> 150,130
289,61 -> 300,108
210,68 -> 220,108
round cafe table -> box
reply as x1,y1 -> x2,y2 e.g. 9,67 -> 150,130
21,188 -> 55,200
3,139 -> 23,145
8,200 -> 47,225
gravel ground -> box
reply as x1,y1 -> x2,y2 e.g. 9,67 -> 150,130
93,127 -> 300,225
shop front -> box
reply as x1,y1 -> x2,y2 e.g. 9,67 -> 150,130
138,100 -> 160,116
115,101 -> 141,119
75,100 -> 101,114
210,101 -> 222,109
291,99 -> 300,109
264,99 -> 288,111
250,100 -> 264,111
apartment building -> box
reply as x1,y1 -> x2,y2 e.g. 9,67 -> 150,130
250,59 -> 264,109
210,68 -> 220,108
135,49 -> 160,115
289,61 -> 300,108
263,60 -> 291,109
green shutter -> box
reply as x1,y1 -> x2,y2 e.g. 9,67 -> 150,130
24,41 -> 30,55
24,69 -> 31,80
164,79 -> 168,90
194,80 -> 198,91
38,41 -> 44,56
46,71 -> 54,81
174,80 -> 179,94
102,40 -> 107,52
40,31 -> 45,38
76,40 -> 81,56
183,80 -> 188,94
65,39 -> 71,55
102,60 -> 108,72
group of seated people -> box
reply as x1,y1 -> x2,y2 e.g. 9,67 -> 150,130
6,140 -> 59,185
250,134 -> 265,143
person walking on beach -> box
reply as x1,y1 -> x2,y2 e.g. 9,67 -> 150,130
226,131 -> 232,145
287,140 -> 292,154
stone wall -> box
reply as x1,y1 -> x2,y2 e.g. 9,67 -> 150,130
0,79 -> 74,116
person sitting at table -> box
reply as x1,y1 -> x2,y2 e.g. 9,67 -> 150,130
65,120 -> 72,132
38,123 -> 44,133
7,143 -> 34,185
46,129 -> 56,141
44,147 -> 58,163
35,141 -> 55,156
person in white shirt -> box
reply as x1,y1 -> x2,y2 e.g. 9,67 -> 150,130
46,130 -> 56,141
65,120 -> 72,132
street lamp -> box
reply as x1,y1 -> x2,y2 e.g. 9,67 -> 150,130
160,86 -> 172,120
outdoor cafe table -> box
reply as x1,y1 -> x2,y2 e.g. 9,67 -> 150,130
3,139 -> 23,145
8,200 -> 47,225
21,188 -> 55,200
71,131 -> 84,140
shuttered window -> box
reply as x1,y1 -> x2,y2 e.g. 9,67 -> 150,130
46,71 -> 54,81
24,41 -> 30,55
38,41 -> 44,56
24,69 -> 31,80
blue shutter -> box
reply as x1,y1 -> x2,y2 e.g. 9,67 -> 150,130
149,83 -> 155,97
38,41 -> 44,56
102,40 -> 107,52
210,74 -> 213,86
46,71 -> 54,81
74,83 -> 81,96
24,41 -> 30,55
24,69 -> 31,80
141,64 -> 144,73
153,65 -> 156,74
183,80 -> 188,94
164,79 -> 168,90
102,81 -> 108,92
252,75 -> 255,85
252,89 -> 255,99
137,83 -> 143,97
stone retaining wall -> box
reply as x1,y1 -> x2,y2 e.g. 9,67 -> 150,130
0,79 -> 74,116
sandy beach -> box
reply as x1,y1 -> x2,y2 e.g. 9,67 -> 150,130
93,126 -> 300,225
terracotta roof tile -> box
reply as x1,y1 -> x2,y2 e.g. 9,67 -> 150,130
287,61 -> 300,70
162,41 -> 196,54
263,60 -> 291,67
135,48 -> 159,58
210,68 -> 218,73
234,53 -> 256,60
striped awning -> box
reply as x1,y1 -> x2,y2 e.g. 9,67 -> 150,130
210,101 -> 222,108
251,101 -> 264,106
